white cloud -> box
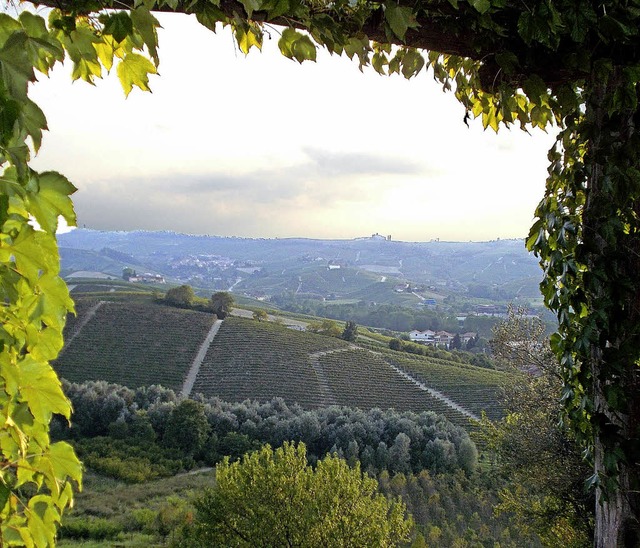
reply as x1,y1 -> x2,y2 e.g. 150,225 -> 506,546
30,12 -> 556,241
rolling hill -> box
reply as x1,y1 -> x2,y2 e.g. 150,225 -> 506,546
55,297 -> 506,430
58,229 -> 541,308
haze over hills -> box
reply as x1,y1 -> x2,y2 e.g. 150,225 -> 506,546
59,229 -> 542,309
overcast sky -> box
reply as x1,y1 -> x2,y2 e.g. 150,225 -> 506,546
30,13 -> 556,242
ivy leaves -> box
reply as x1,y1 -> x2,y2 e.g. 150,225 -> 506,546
50,7 -> 160,96
279,28 -> 315,62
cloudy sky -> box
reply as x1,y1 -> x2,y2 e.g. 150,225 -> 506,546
30,13 -> 556,242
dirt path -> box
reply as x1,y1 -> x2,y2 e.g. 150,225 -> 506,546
181,319 -> 223,398
59,300 -> 105,356
387,362 -> 479,420
307,347 -> 357,406
361,347 -> 478,420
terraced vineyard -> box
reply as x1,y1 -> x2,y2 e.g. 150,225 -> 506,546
317,348 -> 473,425
381,350 -> 506,420
55,301 -> 216,391
192,317 -> 346,407
55,300 -> 506,429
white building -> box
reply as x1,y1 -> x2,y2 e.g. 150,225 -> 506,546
409,329 -> 436,344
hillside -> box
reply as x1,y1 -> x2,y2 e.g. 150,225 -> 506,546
56,301 -> 216,391
55,298 -> 505,429
58,229 -> 541,309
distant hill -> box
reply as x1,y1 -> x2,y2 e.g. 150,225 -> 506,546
58,229 -> 541,308
55,298 -> 505,430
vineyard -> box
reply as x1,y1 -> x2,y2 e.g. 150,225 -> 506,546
192,317 -> 346,407
316,348 -> 474,425
381,350 -> 506,420
55,301 -> 216,391
55,299 -> 506,428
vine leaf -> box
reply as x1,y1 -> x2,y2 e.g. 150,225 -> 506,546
278,28 -> 316,62
26,171 -> 77,234
384,3 -> 418,41
20,358 -> 71,423
116,52 -> 157,96
131,6 -> 160,64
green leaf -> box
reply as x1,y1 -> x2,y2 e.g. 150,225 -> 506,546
522,74 -> 548,105
0,483 -> 10,513
278,28 -> 316,63
0,32 -> 35,101
20,357 -> 71,423
238,0 -> 262,18
0,97 -> 19,145
235,23 -> 262,55
471,0 -> 491,14
71,57 -> 102,83
131,6 -> 160,64
18,12 -> 64,74
116,53 -> 157,97
0,14 -> 21,48
21,99 -> 47,153
49,442 -> 83,488
101,12 -> 134,44
263,0 -> 291,20
372,52 -> 388,74
5,226 -> 57,283
196,3 -> 228,32
494,51 -> 519,75
517,12 -> 534,44
26,171 -> 77,234
28,495 -> 59,547
61,27 -> 102,83
401,49 -> 424,78
384,3 -> 418,41
18,11 -> 48,39
93,38 -> 115,72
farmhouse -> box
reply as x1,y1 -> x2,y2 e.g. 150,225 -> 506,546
409,329 -> 457,348
461,332 -> 477,345
129,273 -> 166,284
409,329 -> 436,343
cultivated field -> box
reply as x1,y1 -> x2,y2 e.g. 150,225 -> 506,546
56,299 -> 505,429
55,301 -> 216,391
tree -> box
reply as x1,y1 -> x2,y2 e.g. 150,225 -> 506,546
306,319 -> 341,337
482,309 -> 594,545
210,291 -> 234,319
163,400 -> 210,456
3,0 -> 640,543
389,338 -> 403,351
180,442 -> 412,546
341,320 -> 358,342
450,333 -> 462,350
165,284 -> 196,307
252,309 -> 268,322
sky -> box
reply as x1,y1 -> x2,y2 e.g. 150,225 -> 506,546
30,12 -> 557,242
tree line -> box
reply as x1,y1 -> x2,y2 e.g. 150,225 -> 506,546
54,381 -> 478,479
161,285 -> 234,318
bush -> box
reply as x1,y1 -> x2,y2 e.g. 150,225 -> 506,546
59,518 -> 122,540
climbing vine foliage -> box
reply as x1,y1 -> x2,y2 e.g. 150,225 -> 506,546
1,0 -> 640,543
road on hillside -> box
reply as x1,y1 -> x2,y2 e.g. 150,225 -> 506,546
231,308 -> 308,330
